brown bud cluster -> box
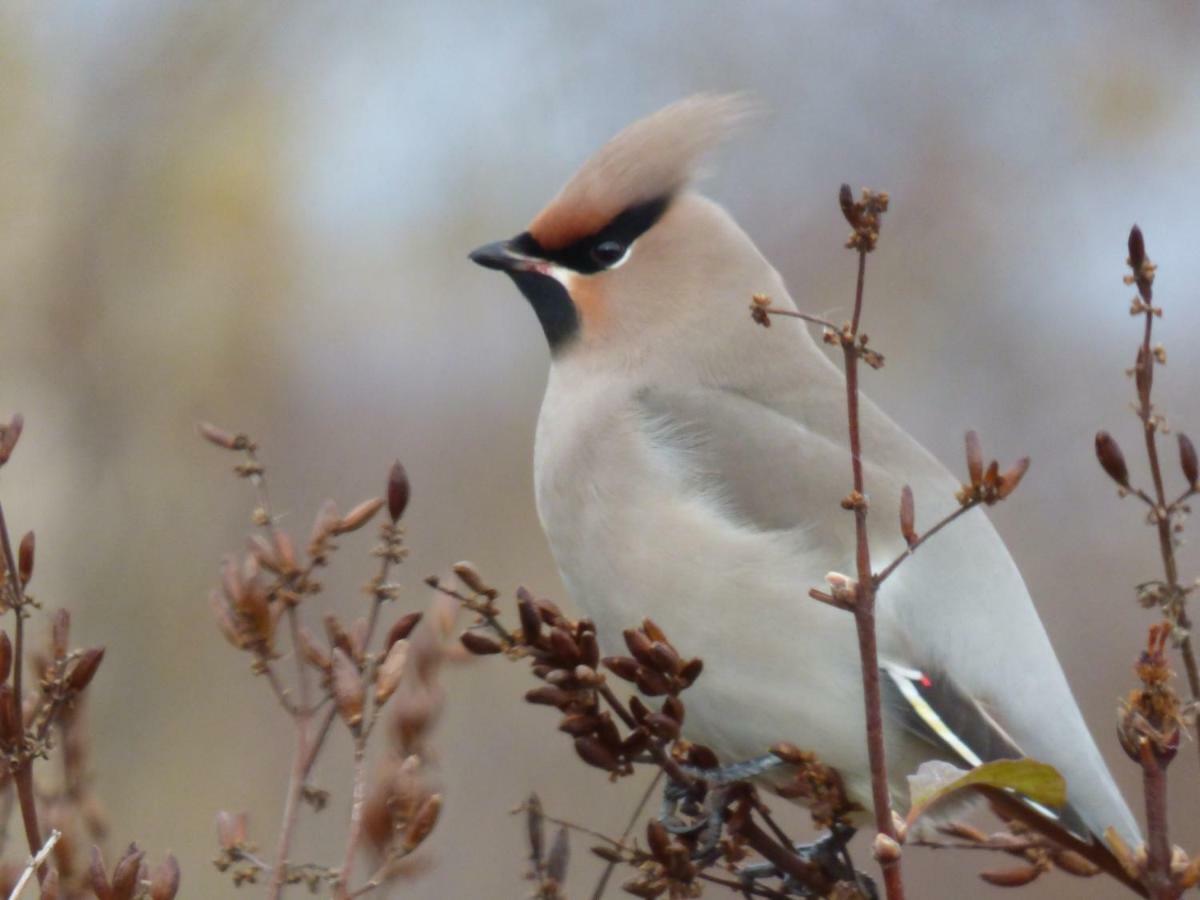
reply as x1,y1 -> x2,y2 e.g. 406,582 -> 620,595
955,431 -> 1030,506
839,185 -> 889,253
90,843 -> 180,900
621,818 -> 700,899
1117,623 -> 1182,765
770,742 -> 858,829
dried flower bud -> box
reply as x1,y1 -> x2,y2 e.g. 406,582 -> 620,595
17,532 -> 33,586
1095,431 -> 1130,487
980,865 -> 1042,887
623,629 -> 657,668
388,460 -> 411,522
1052,850 -> 1098,877
995,457 -> 1031,500
965,431 -> 983,485
89,845 -> 112,900
66,647 -> 105,692
525,685 -> 570,708
296,626 -> 331,671
309,499 -> 340,548
517,592 -> 542,643
647,819 -> 671,859
375,639 -> 409,705
272,530 -> 298,573
645,712 -> 680,740
0,413 -> 24,464
196,422 -> 247,451
679,657 -> 703,687
1180,433 -> 1198,487
526,793 -> 544,868
41,868 -> 59,900
1128,225 -> 1145,272
111,844 -> 145,900
574,736 -> 619,771
547,826 -> 569,884
452,561 -> 493,597
404,793 -> 442,850
215,811 -> 247,850
460,630 -> 503,655
634,667 -> 672,697
386,612 -> 423,649
899,485 -> 917,546
559,713 -> 601,736
334,497 -> 385,535
149,853 -> 181,900
50,608 -> 70,662
331,649 -> 365,728
838,183 -> 859,227
548,627 -> 580,664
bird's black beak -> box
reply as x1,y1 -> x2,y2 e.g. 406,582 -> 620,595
469,239 -> 524,272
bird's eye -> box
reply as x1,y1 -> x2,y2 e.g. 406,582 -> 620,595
590,241 -> 626,268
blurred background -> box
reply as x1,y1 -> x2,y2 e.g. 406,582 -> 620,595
2,2 -> 1199,897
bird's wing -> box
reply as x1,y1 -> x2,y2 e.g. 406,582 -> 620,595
633,383 -> 1140,846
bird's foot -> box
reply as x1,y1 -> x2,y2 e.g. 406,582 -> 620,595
737,825 -> 877,899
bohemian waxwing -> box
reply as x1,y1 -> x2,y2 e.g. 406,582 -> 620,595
469,94 -> 1140,852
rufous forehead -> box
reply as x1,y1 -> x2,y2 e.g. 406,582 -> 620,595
529,201 -> 616,252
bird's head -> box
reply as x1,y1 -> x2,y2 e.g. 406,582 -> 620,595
471,95 -> 788,370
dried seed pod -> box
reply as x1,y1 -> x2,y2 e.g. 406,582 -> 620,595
559,714 -> 601,736
623,629 -> 657,668
647,819 -> 671,859
89,845 -> 112,900
17,532 -> 33,586
452,561 -> 492,596
577,629 -> 600,669
899,485 -> 917,546
111,844 -> 145,900
574,736 -> 619,771
838,183 -> 859,227
51,608 -> 70,661
525,685 -> 571,708
965,431 -> 983,485
517,592 -> 542,643
602,656 -> 640,682
403,793 -> 442,850
995,457 -> 1031,500
678,657 -> 703,687
197,421 -> 246,451
546,826 -> 569,884
548,627 -> 580,664
1095,431 -> 1130,487
331,649 -> 365,728
387,460 -> 411,522
1180,433 -> 1199,487
634,666 -> 672,697
592,845 -> 623,864
0,413 -> 24,464
645,713 -> 680,740
334,497 -> 385,535
1128,224 -> 1146,271
621,728 -> 650,757
628,696 -> 650,724
641,618 -> 668,643
66,647 -> 105,692
649,642 -> 681,675
386,612 -> 423,648
41,868 -> 59,900
662,695 -> 685,725
1052,849 -> 1099,877
595,711 -> 622,751
149,853 -> 181,900
375,639 -> 409,705
460,630 -> 503,655
296,626 -> 332,672
527,793 -> 544,868
979,865 -> 1042,888
686,743 -> 719,769
215,811 -> 247,850
324,614 -> 355,660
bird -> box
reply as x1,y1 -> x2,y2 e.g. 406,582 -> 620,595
469,94 -> 1140,862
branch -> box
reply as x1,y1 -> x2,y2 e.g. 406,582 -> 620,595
6,829 -> 60,900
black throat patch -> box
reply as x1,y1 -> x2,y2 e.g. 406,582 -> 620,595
505,270 -> 580,351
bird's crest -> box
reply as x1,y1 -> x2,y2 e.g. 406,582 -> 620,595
529,94 -> 754,251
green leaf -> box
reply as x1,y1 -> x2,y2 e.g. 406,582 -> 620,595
906,758 -> 1066,828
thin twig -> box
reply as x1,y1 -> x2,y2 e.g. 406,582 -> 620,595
874,501 -> 979,585
589,770 -> 663,900
6,829 -> 60,900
